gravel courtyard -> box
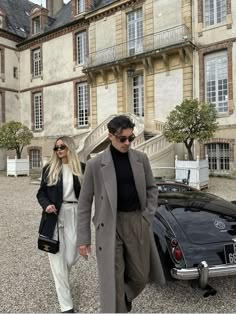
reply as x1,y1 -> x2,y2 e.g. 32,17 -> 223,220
1,174 -> 236,313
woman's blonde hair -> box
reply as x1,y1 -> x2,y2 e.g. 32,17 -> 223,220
45,136 -> 81,186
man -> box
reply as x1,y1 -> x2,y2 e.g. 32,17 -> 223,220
77,115 -> 165,313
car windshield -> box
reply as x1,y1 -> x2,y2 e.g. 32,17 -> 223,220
159,191 -> 236,216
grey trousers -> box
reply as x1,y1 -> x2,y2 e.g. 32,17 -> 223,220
115,210 -> 151,313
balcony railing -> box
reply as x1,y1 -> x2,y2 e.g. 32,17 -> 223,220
85,24 -> 191,69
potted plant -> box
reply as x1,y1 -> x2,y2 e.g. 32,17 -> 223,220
0,121 -> 33,176
163,99 -> 218,189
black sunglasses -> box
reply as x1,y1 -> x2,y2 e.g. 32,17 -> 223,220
53,145 -> 67,151
115,134 -> 136,143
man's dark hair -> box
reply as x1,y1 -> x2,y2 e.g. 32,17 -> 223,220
107,115 -> 135,134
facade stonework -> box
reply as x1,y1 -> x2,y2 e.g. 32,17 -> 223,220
0,0 -> 236,176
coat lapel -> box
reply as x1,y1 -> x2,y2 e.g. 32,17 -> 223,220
101,147 -> 117,215
128,149 -> 146,210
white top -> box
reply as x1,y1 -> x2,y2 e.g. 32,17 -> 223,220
62,164 -> 77,201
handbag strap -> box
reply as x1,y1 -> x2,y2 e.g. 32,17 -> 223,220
56,218 -> 59,242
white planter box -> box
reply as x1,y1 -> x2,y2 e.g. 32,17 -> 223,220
7,156 -> 30,177
175,156 -> 209,190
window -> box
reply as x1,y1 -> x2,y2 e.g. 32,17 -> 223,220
133,74 -> 144,117
0,15 -> 3,29
205,143 -> 229,172
0,10 -> 5,29
127,9 -> 143,56
0,93 -> 2,127
76,32 -> 86,65
30,149 -> 41,168
0,47 -> 5,78
77,0 -> 85,14
205,51 -> 228,113
33,16 -> 40,34
33,92 -> 42,130
0,49 -> 1,74
13,67 -> 18,79
77,82 -> 88,127
33,48 -> 41,77
204,0 -> 226,27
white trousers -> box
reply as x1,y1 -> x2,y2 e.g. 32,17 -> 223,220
48,202 -> 79,312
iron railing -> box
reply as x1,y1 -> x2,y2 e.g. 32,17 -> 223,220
84,24 -> 191,68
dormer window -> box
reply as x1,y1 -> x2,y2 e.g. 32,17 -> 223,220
0,16 -> 3,29
33,16 -> 40,34
0,9 -> 6,29
30,6 -> 49,36
77,0 -> 85,14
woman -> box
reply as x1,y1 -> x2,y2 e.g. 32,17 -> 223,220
37,136 -> 81,313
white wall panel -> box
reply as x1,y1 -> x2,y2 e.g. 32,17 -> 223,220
96,16 -> 116,51
97,83 -> 117,124
154,69 -> 183,121
153,0 -> 181,33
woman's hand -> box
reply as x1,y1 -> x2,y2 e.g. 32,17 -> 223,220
79,245 -> 91,260
45,204 -> 57,214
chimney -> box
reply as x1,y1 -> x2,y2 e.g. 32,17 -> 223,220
46,0 -> 64,17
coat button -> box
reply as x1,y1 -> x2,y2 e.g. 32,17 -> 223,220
99,247 -> 102,250
101,223 -> 104,227
101,196 -> 103,200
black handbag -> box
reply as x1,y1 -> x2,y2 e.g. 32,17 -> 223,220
38,221 -> 59,254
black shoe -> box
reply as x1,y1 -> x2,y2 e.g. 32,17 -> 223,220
125,295 -> 132,312
62,309 -> 74,313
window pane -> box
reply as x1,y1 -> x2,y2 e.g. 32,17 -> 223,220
206,143 -> 229,171
33,49 -> 41,77
0,93 -> 2,127
33,17 -> 40,34
204,0 -> 215,27
77,83 -> 88,126
30,149 -> 41,168
205,51 -> 228,113
204,0 -> 226,27
77,0 -> 85,14
133,75 -> 144,117
77,32 -> 86,64
34,92 -> 42,130
216,0 -> 226,23
127,9 -> 143,55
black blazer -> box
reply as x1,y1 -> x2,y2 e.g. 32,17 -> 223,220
37,165 -> 81,238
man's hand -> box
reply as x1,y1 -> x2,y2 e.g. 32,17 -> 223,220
45,204 -> 57,214
79,245 -> 91,259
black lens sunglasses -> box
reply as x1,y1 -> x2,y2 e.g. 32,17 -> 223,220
115,134 -> 136,143
53,145 -> 67,151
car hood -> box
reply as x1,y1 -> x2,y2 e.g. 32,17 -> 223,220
159,192 -> 236,244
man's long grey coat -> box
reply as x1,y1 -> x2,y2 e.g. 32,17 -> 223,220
77,146 -> 165,313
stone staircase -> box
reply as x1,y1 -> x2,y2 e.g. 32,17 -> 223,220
144,132 -> 156,141
77,113 -> 145,162
29,168 -> 41,185
77,113 -> 175,177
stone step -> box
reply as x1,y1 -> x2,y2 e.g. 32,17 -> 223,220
144,132 -> 156,141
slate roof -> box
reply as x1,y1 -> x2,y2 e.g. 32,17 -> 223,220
0,0 -> 35,38
0,0 -> 119,41
90,0 -> 118,11
47,1 -> 72,32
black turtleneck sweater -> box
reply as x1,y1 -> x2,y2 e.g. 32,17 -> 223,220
110,144 -> 140,211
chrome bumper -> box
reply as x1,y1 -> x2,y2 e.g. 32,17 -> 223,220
171,261 -> 236,288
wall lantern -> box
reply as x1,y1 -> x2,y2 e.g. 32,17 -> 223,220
127,67 -> 135,78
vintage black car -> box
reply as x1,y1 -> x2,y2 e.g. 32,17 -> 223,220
153,183 -> 236,297
156,181 -> 198,193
